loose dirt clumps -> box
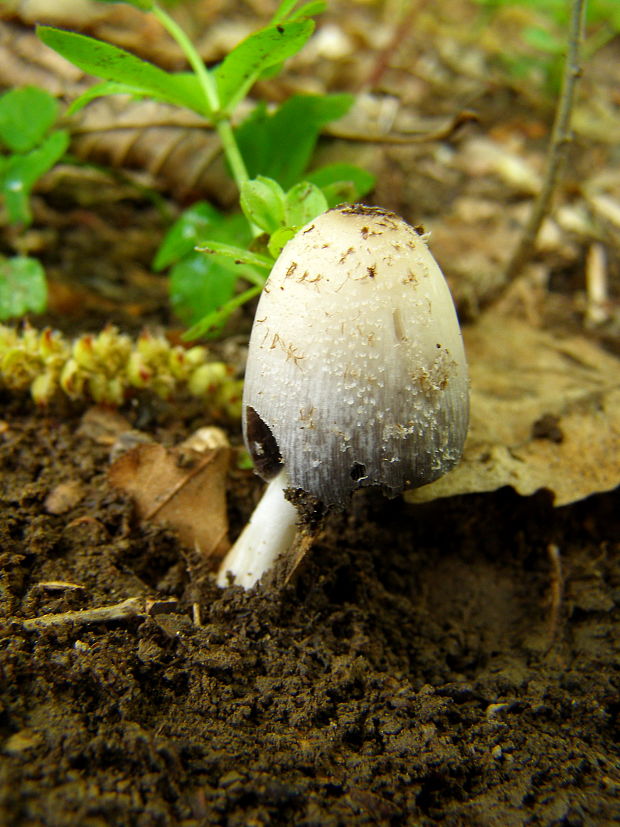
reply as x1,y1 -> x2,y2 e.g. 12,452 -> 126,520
1,403 -> 619,825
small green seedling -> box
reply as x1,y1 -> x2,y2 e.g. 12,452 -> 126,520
0,86 -> 69,320
39,0 -> 374,338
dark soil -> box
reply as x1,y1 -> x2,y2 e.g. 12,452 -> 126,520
1,394 -> 619,826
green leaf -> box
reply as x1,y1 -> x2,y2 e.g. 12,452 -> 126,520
37,27 -> 208,116
167,211 -> 257,332
195,241 -> 272,272
284,181 -> 328,226
240,177 -> 286,234
307,162 -> 375,205
94,0 -> 154,8
169,251 -> 239,329
183,284 -> 263,341
0,87 -> 59,153
67,75 -> 206,116
154,201 -> 222,270
66,81 -> 149,114
236,94 -> 354,189
284,1 -> 327,22
1,130 -> 69,225
272,0 -> 326,23
271,0 -> 300,22
214,20 -> 314,113
0,256 -> 47,320
268,226 -> 297,258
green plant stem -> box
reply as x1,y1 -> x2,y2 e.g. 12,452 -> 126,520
216,119 -> 250,189
504,0 -> 588,283
184,283 -> 263,340
151,2 -> 250,193
152,3 -> 219,113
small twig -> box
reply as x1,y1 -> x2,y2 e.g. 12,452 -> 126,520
362,0 -> 423,91
585,242 -> 609,325
22,597 -> 144,631
35,581 -> 85,592
545,544 -> 564,650
504,0 -> 588,283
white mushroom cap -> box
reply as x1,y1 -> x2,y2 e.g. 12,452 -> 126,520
242,204 -> 469,507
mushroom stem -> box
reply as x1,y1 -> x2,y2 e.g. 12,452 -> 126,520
216,469 -> 298,588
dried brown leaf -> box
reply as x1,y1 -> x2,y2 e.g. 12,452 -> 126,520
108,431 -> 230,560
71,98 -> 232,202
407,312 -> 620,506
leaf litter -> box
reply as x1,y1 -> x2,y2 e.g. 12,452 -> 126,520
409,308 -> 620,506
108,426 -> 231,560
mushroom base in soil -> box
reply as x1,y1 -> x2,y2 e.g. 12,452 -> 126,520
217,204 -> 469,589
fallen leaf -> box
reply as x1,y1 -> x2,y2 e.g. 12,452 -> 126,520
407,312 -> 620,506
109,428 -> 230,560
71,97 -> 229,202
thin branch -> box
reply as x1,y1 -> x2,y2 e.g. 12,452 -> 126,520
22,597 -> 144,631
504,0 -> 588,282
362,0 -> 424,91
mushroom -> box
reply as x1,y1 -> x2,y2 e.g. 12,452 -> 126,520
217,204 -> 469,588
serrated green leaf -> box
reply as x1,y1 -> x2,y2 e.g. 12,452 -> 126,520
37,27 -> 209,116
240,177 -> 286,234
284,181 -> 328,226
0,87 -> 59,153
236,94 -> 354,189
154,201 -> 223,270
1,129 -> 69,225
0,256 -> 47,320
214,20 -> 314,113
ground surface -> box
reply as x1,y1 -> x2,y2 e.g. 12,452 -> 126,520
1,399 -> 619,826
1,1 -> 620,825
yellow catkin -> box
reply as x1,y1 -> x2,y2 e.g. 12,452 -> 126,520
0,323 -> 240,416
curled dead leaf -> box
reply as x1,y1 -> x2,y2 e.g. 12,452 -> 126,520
408,312 -> 620,507
108,428 -> 231,560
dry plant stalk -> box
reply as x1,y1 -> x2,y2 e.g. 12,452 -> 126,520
505,0 -> 588,282
21,597 -> 145,630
